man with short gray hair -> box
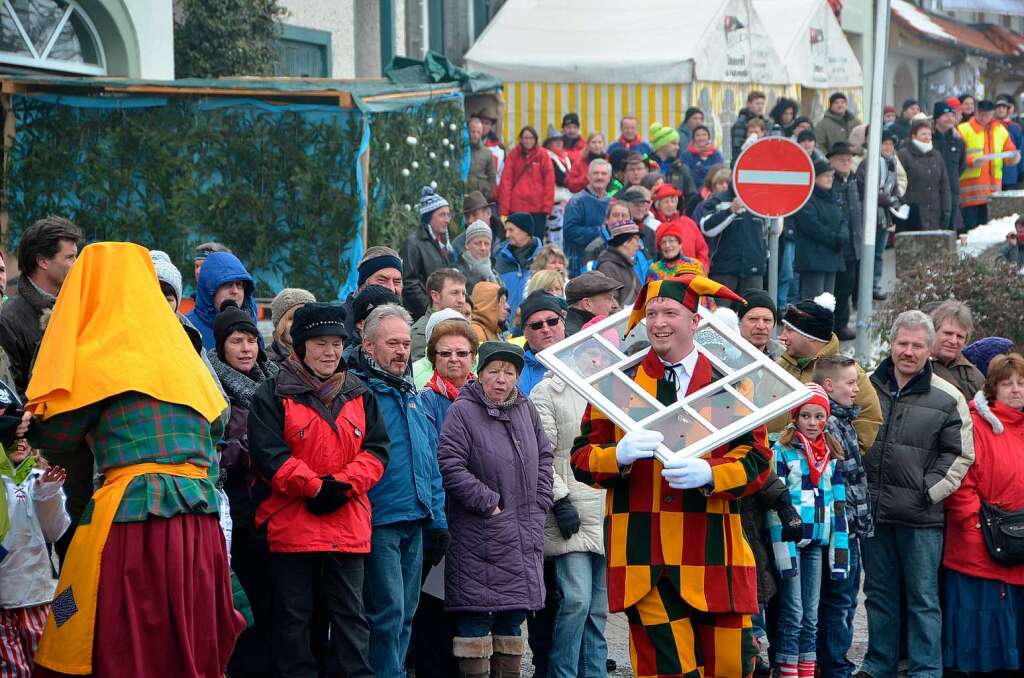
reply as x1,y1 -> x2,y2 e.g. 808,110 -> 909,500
563,158 -> 613,276
857,310 -> 974,678
929,299 -> 985,400
350,303 -> 448,678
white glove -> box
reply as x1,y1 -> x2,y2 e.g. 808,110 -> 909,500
661,457 -> 713,490
616,430 -> 664,467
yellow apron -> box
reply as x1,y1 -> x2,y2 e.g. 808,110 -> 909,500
34,462 -> 209,675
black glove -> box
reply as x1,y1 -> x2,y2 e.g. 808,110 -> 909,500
552,497 -> 582,540
424,528 -> 451,567
775,497 -> 804,543
305,477 -> 352,516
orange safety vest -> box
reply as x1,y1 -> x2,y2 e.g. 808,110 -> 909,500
958,119 -> 1014,207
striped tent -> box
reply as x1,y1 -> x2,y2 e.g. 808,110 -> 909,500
466,0 -> 796,155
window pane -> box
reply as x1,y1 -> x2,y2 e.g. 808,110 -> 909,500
689,387 -> 750,429
695,325 -> 753,371
646,408 -> 712,452
10,0 -> 65,54
737,368 -> 791,409
66,10 -> 98,64
591,372 -> 660,420
46,10 -> 82,63
1,3 -> 31,55
553,336 -> 621,378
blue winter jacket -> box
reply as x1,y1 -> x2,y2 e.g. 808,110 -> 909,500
1002,120 -> 1023,186
681,148 -> 725,187
562,188 -> 611,276
518,349 -> 548,396
494,237 -> 541,326
352,352 -> 447,530
187,251 -> 258,350
420,387 -> 457,439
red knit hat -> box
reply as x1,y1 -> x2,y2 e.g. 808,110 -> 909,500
791,382 -> 831,419
655,218 -> 691,251
652,183 -> 683,203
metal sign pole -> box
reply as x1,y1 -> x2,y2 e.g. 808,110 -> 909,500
855,0 -> 892,363
768,218 -> 781,307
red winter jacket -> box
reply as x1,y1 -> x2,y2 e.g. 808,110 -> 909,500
249,360 -> 389,553
498,145 -> 555,216
944,395 -> 1024,586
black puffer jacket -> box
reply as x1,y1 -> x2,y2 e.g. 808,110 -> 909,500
792,185 -> 848,274
739,469 -> 791,602
932,127 -> 966,207
698,188 -> 767,278
402,224 -> 454,320
865,358 -> 974,528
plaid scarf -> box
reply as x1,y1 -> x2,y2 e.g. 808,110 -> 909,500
425,371 -> 474,402
286,353 -> 348,405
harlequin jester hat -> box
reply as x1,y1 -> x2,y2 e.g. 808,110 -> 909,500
626,274 -> 745,333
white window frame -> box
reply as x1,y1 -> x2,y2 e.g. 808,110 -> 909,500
537,305 -> 811,463
0,0 -> 107,76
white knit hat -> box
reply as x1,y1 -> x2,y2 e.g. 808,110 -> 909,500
464,219 -> 492,245
425,308 -> 468,344
150,250 -> 182,304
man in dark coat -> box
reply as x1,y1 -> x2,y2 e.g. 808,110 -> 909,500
402,187 -> 455,320
888,98 -> 921,143
563,271 -> 622,337
793,160 -> 848,300
859,310 -> 973,678
932,100 -> 966,230
698,185 -> 768,300
0,215 -> 82,395
827,142 -> 863,340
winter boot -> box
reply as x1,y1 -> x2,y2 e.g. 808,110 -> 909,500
490,635 -> 524,678
452,635 -> 492,678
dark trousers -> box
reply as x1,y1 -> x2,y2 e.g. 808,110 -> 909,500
526,559 -> 560,676
714,273 -> 765,311
410,591 -> 458,678
961,204 -> 988,232
228,527 -> 275,677
270,551 -> 373,678
833,259 -> 858,330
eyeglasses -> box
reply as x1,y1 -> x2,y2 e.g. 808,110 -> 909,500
526,317 -> 562,331
437,350 -> 472,359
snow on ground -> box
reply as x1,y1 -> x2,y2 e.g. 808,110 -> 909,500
960,212 -> 1018,258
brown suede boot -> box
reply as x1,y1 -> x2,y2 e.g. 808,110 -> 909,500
490,635 -> 524,678
452,635 -> 492,678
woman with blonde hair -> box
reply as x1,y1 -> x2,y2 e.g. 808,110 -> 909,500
530,244 -> 567,274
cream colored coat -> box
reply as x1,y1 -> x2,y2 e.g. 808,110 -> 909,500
531,373 -> 606,557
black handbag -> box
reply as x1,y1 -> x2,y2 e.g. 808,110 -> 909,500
980,500 -> 1024,566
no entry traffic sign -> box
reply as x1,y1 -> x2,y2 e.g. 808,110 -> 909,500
732,137 -> 815,218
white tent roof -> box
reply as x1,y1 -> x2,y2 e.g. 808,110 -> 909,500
755,0 -> 863,88
464,0 -> 791,85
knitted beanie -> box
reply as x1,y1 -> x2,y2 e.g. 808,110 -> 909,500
962,336 -> 1015,376
464,219 -> 493,245
782,293 -> 836,342
150,250 -> 182,304
792,382 -> 831,419
419,186 -> 450,217
649,122 -> 680,152
270,288 -> 316,327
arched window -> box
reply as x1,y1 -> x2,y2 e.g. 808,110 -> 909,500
0,0 -> 105,75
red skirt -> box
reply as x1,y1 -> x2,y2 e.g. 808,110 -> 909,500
34,513 -> 245,678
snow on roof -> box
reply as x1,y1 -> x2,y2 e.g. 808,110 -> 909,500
891,0 -> 955,42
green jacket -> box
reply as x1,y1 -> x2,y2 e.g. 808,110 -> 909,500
815,110 -> 860,154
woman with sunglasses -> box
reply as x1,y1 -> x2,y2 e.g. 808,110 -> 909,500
437,341 -> 554,678
412,314 -> 480,678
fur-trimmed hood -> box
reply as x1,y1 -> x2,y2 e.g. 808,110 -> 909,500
970,390 -> 1024,435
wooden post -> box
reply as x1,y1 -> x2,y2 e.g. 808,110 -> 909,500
1,92 -> 15,254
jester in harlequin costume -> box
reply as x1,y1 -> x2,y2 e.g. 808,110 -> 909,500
570,274 -> 772,678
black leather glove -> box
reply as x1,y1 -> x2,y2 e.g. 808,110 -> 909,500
552,497 -> 582,540
305,477 -> 352,516
775,496 -> 804,543
424,528 -> 451,567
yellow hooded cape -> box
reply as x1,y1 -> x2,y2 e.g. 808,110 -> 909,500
26,242 -> 226,422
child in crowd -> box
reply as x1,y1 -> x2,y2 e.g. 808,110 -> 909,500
813,356 -> 873,676
769,383 -> 849,678
0,439 -> 70,676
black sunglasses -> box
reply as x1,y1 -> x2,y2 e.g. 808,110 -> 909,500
526,317 -> 562,331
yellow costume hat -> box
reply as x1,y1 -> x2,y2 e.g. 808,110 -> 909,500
26,242 -> 227,422
626,274 -> 745,333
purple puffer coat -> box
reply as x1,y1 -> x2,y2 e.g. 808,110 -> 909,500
437,379 -> 554,612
